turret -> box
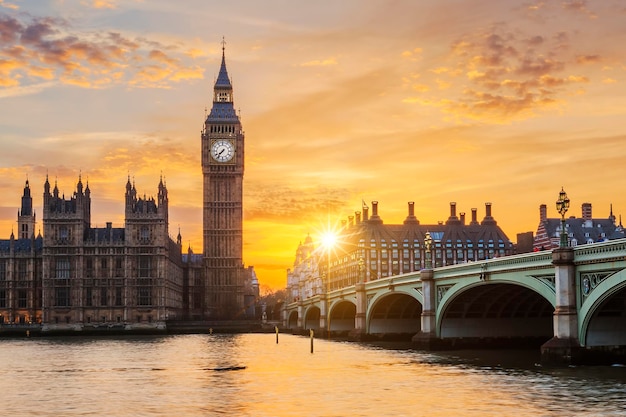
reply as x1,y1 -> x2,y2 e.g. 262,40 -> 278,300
76,173 -> 83,194
158,175 -> 169,224
213,42 -> 234,104
18,179 -> 36,239
124,178 -> 169,246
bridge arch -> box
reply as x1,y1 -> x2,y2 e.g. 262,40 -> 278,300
303,305 -> 321,331
368,291 -> 422,337
328,300 -> 356,333
437,281 -> 554,341
287,310 -> 298,329
580,269 -> 626,346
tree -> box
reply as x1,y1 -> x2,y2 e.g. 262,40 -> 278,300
257,287 -> 286,321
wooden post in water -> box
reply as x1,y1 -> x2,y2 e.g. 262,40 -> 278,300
275,326 -> 279,344
310,329 -> 314,353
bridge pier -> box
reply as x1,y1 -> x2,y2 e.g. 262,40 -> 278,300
348,282 -> 367,340
541,248 -> 583,365
297,302 -> 303,329
412,269 -> 446,349
319,294 -> 329,337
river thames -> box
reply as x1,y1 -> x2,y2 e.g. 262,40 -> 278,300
0,333 -> 624,416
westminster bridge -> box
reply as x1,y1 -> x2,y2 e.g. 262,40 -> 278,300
282,239 -> 626,365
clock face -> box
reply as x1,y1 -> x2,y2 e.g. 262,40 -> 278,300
211,140 -> 235,163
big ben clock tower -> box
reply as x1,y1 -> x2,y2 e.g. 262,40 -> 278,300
201,42 -> 245,318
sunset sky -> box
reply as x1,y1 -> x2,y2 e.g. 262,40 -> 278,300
1,0 -> 625,291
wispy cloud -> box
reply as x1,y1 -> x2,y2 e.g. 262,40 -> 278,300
299,57 -> 338,67
404,23 -> 599,123
0,12 -> 204,93
561,0 -> 597,19
0,0 -> 17,10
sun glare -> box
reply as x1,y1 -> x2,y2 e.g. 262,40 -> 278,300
321,231 -> 337,249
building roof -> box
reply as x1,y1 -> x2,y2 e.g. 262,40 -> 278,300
0,236 -> 44,253
539,217 -> 624,247
207,47 -> 239,124
182,253 -> 203,264
215,47 -> 232,89
85,227 -> 125,243
207,101 -> 239,123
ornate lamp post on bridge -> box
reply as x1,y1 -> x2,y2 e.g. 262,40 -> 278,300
424,231 -> 433,269
349,254 -> 368,340
556,187 -> 570,248
542,187 -> 580,365
358,256 -> 365,283
412,231 -> 437,348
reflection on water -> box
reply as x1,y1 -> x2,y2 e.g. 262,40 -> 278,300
0,334 -> 624,416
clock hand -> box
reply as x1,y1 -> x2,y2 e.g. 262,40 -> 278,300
218,149 -> 225,156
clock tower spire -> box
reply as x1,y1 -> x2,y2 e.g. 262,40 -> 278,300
201,40 -> 246,318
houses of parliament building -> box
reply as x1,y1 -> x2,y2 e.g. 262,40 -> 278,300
0,47 -> 258,332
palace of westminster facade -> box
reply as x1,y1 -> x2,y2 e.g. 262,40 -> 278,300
0,48 -> 259,331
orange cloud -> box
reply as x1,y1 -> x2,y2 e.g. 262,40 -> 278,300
405,22 -> 605,122
401,48 -> 423,61
576,54 -> 601,64
88,0 -> 117,9
561,0 -> 597,18
300,57 -> 338,67
0,0 -> 17,10
0,13 -> 205,94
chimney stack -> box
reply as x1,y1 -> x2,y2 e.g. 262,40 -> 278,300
369,201 -> 382,223
470,208 -> 478,225
582,202 -> 592,228
582,203 -> 592,221
404,201 -> 419,224
481,202 -> 496,225
539,204 -> 547,222
446,202 -> 461,225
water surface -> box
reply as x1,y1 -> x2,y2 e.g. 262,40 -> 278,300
1,334 -> 624,416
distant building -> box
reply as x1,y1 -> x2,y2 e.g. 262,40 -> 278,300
516,231 -> 535,254
533,203 -> 624,251
1,172 -> 259,329
287,201 -> 514,302
0,176 -> 184,331
40,175 -> 184,330
0,180 -> 43,325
